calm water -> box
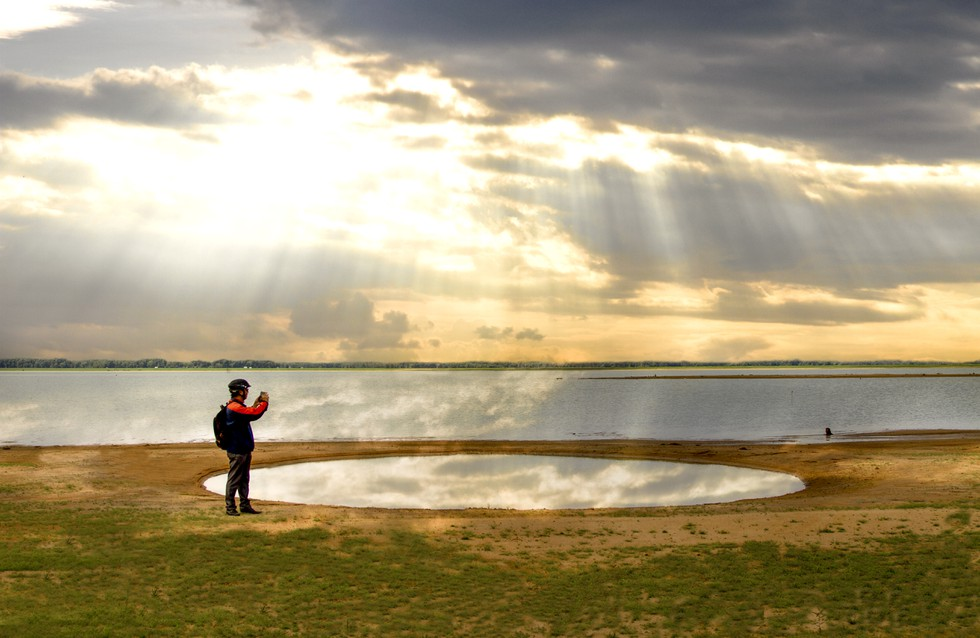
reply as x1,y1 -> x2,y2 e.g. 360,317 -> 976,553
203,455 -> 806,509
2,368 -> 979,446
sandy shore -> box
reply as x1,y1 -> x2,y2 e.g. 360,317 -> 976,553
2,432 -> 978,551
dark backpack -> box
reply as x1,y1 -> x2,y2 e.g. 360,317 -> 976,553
213,404 -> 229,449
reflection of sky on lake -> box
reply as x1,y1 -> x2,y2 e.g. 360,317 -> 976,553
204,455 -> 805,509
6,368 -> 980,446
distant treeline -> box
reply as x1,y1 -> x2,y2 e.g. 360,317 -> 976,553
1,358 -> 977,370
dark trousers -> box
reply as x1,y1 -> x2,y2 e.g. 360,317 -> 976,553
225,452 -> 252,511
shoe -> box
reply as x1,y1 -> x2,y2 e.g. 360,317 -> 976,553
239,506 -> 261,515
226,509 -> 240,516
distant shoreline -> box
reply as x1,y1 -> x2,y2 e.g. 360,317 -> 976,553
5,367 -> 980,376
585,372 -> 980,380
4,357 -> 979,372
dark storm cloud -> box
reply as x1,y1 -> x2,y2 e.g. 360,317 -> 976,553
0,68 -> 222,130
237,0 -> 980,162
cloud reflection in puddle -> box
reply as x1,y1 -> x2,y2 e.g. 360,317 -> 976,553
205,455 -> 805,509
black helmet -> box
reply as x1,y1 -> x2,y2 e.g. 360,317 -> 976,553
228,378 -> 251,392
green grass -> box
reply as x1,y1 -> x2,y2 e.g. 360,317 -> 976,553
0,503 -> 978,636
947,509 -> 973,527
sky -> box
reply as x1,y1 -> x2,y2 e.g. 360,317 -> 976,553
1,0 -> 979,364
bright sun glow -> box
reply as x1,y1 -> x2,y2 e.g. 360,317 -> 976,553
0,1 -> 118,39
4,2 -> 980,363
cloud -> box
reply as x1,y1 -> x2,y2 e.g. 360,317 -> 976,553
291,292 -> 376,339
340,311 -> 417,350
515,328 -> 544,341
476,326 -> 514,340
0,1 -> 118,39
477,142 -> 980,303
3,1 -> 980,364
476,325 -> 545,341
290,292 -> 418,350
238,0 -> 980,163
707,283 -> 925,326
0,67 -> 222,130
362,88 -> 456,123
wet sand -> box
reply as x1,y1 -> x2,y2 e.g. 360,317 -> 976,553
3,431 -> 978,550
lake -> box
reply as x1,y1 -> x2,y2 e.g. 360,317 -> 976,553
1,368 -> 978,446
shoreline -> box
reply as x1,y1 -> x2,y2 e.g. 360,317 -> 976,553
2,431 -> 978,549
2,436 -> 978,635
6,430 -> 980,498
584,372 -> 980,379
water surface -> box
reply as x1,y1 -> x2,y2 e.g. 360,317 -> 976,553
203,454 -> 806,509
2,368 -> 978,446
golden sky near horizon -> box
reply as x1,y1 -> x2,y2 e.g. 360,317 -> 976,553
2,1 -> 980,363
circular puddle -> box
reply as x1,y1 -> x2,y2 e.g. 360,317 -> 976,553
205,455 -> 805,510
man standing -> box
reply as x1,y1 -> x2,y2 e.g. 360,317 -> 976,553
223,378 -> 269,516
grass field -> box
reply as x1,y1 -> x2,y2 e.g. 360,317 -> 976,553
1,500 -> 977,636
1,438 -> 978,636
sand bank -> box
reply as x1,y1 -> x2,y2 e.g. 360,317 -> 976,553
2,432 -> 978,549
